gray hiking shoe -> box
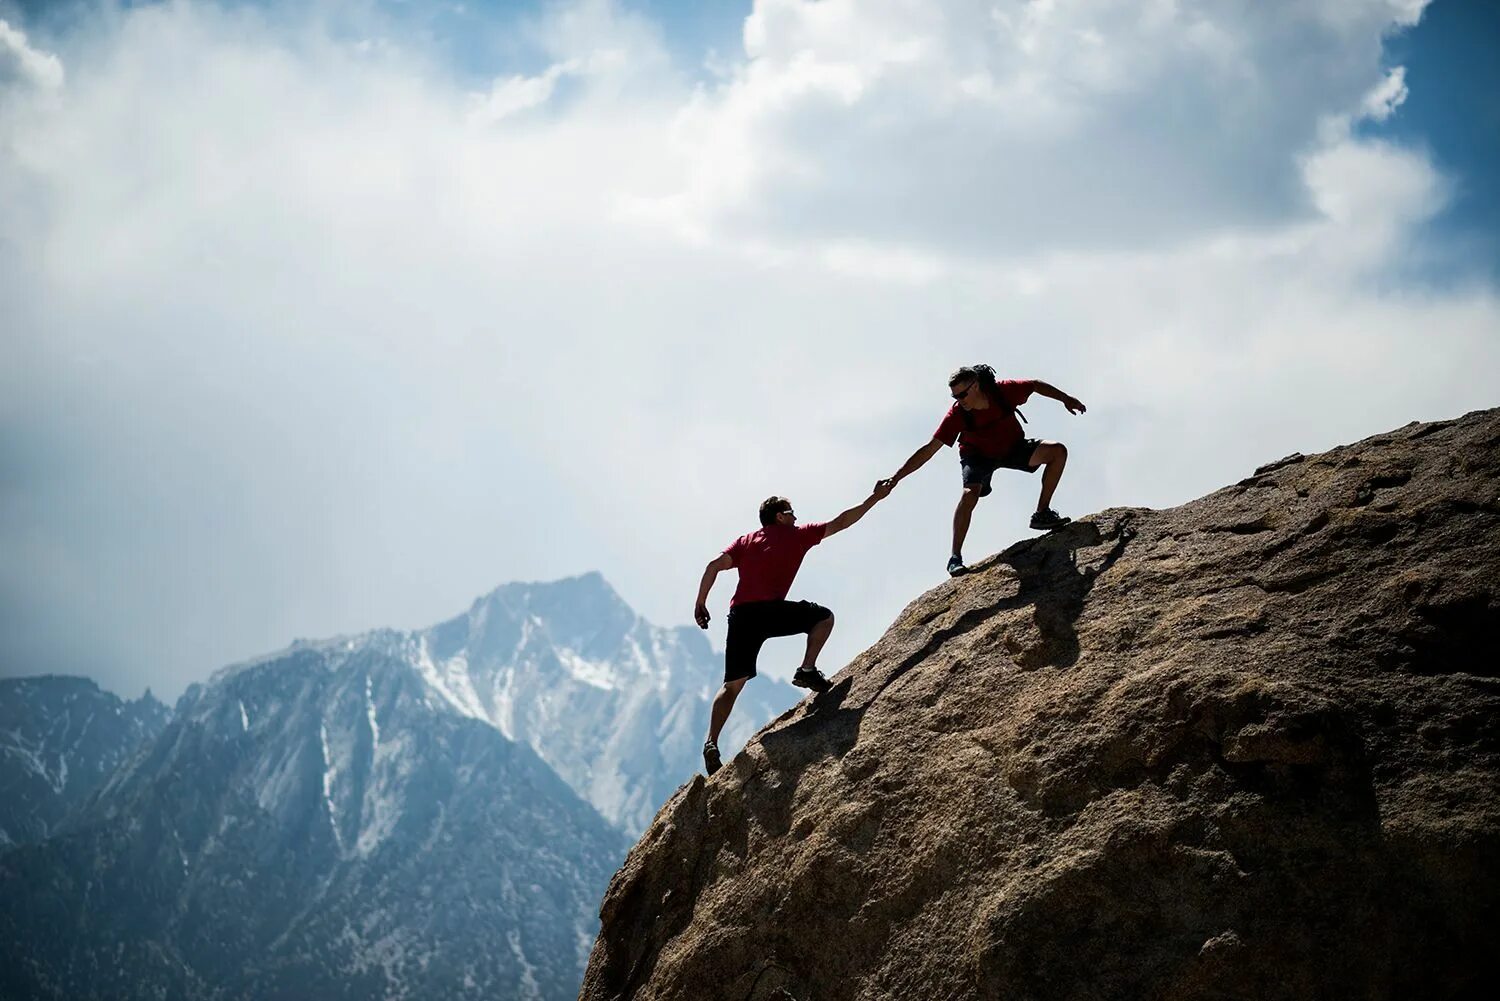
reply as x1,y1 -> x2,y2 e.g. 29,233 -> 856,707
703,740 -> 721,775
1030,508 -> 1071,530
947,554 -> 967,577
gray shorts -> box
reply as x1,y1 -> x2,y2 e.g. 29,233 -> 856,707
961,438 -> 1043,496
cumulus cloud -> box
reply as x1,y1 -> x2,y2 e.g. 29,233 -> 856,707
1360,65 -> 1409,122
472,62 -> 577,123
0,0 -> 1495,699
0,18 -> 63,91
650,0 -> 1433,257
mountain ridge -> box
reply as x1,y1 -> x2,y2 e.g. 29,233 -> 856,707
3,638 -> 628,1001
0,674 -> 169,847
1,568 -> 804,999
193,569 -> 796,834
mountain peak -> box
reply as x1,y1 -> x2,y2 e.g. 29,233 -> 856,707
479,570 -> 626,609
468,572 -> 639,653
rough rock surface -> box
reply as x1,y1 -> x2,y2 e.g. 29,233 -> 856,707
581,410 -> 1500,1001
0,676 -> 169,847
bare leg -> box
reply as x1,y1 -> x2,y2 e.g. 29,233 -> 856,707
800,613 -> 835,669
707,678 -> 747,745
1031,442 -> 1068,511
951,485 -> 983,556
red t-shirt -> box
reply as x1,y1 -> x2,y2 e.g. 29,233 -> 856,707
723,521 -> 828,606
934,379 -> 1038,458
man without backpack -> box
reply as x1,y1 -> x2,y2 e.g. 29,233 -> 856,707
880,365 -> 1086,577
694,482 -> 891,775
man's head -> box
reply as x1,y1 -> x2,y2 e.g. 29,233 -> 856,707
759,495 -> 796,527
948,364 -> 997,410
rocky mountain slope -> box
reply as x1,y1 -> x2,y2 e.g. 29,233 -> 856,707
414,573 -> 800,835
0,573 -> 797,1000
0,676 -> 169,847
582,410 -> 1500,1001
0,642 -> 629,1001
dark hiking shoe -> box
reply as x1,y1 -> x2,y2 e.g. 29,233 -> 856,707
703,740 -> 721,776
1030,508 -> 1071,530
947,554 -> 968,577
792,668 -> 833,694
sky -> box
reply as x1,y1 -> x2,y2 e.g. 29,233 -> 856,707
2,0 -> 1497,702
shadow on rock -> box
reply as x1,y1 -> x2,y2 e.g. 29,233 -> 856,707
757,680 -> 861,780
970,514 -> 1138,669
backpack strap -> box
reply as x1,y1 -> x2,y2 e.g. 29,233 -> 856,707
961,392 -> 1027,429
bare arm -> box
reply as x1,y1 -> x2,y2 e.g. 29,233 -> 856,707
823,480 -> 894,539
882,437 -> 945,490
694,553 -> 734,628
1031,381 -> 1086,415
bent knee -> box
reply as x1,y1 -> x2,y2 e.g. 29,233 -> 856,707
1037,441 -> 1067,463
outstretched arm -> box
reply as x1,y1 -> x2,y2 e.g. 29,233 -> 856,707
694,553 -> 734,628
823,480 -> 894,538
881,437 -> 945,491
1032,381 -> 1086,415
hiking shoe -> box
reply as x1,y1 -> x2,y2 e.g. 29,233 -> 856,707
703,740 -> 721,776
947,554 -> 968,577
792,668 -> 833,694
1030,508 -> 1071,530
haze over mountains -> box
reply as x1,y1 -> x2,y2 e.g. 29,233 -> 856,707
1,572 -> 790,1000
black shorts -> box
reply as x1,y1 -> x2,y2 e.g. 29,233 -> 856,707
961,438 -> 1043,496
724,600 -> 833,683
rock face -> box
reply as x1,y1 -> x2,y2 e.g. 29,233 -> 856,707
581,410 -> 1500,1001
0,676 -> 170,847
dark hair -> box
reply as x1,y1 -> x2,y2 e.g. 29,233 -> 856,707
759,495 -> 792,526
949,364 -> 999,403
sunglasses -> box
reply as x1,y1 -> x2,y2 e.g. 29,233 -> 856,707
951,383 -> 975,401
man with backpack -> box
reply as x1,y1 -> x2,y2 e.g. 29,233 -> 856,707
880,365 -> 1086,577
694,483 -> 891,775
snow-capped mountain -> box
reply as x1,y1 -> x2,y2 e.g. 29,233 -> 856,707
1,641 -> 627,1001
0,572 -> 802,999
0,675 -> 169,847
405,572 -> 803,834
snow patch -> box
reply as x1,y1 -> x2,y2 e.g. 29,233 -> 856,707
489,670 -> 516,741
364,675 -> 380,749
319,721 -> 345,853
1,729 -> 67,792
556,648 -> 619,691
512,615 -> 535,660
507,929 -> 543,1000
412,639 -> 488,721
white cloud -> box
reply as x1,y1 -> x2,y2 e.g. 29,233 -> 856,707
0,17 -> 63,91
0,0 -> 1495,699
650,0 -> 1442,258
471,62 -> 576,123
0,18 -> 64,90
1360,65 -> 1409,122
